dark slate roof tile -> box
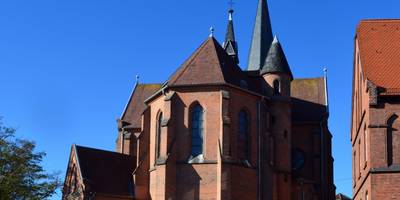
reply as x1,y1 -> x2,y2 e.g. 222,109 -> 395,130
247,0 -> 274,71
261,36 -> 293,79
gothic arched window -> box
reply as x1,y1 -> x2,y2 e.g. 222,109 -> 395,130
191,104 -> 204,157
273,80 -> 280,95
387,114 -> 399,166
156,112 -> 163,159
238,110 -> 250,160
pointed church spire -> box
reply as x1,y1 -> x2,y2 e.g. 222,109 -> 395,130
247,0 -> 274,71
261,36 -> 293,79
223,9 -> 239,64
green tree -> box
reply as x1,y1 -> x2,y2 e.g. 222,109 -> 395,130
0,118 -> 61,200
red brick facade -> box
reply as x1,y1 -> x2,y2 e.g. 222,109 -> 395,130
352,20 -> 400,200
121,82 -> 334,200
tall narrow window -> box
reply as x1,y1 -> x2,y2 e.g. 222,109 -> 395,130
191,105 -> 204,157
156,112 -> 163,159
358,139 -> 361,178
387,114 -> 398,166
273,80 -> 280,95
353,151 -> 356,185
364,125 -> 368,163
239,110 -> 250,160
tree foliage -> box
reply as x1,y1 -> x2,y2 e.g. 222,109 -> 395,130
0,118 -> 61,200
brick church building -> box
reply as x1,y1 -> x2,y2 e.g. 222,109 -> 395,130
62,0 -> 335,199
351,19 -> 400,200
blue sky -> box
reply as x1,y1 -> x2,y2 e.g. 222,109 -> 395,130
1,0 -> 399,198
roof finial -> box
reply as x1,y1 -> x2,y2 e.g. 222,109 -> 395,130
273,35 -> 279,43
209,27 -> 214,37
228,0 -> 235,21
323,67 -> 328,74
136,74 -> 140,84
229,9 -> 234,21
228,0 -> 235,9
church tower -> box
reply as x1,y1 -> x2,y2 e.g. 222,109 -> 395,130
262,36 -> 293,200
249,0 -> 294,198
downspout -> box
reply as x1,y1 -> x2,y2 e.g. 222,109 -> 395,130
257,100 -> 262,200
320,119 -> 325,199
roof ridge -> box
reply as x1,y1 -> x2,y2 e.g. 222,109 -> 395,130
360,19 -> 400,23
210,38 -> 232,84
137,83 -> 163,86
121,82 -> 139,119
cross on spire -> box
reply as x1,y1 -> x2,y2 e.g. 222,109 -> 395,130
228,0 -> 235,10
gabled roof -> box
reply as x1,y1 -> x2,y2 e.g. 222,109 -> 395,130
247,0 -> 274,71
121,83 -> 162,128
167,37 -> 255,90
291,77 -> 327,123
261,36 -> 293,79
74,145 -> 136,197
357,19 -> 400,92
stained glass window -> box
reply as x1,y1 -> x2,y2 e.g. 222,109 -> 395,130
191,105 -> 204,157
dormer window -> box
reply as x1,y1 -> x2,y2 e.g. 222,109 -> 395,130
273,80 -> 280,95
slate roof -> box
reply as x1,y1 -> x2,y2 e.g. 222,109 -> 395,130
224,10 -> 236,45
291,77 -> 327,123
223,9 -> 239,64
247,0 -> 274,71
74,145 -> 136,197
357,19 -> 400,93
261,36 -> 293,79
121,84 -> 162,128
166,37 -> 260,93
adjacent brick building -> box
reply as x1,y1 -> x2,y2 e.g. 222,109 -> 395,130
63,0 -> 335,199
351,19 -> 400,200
